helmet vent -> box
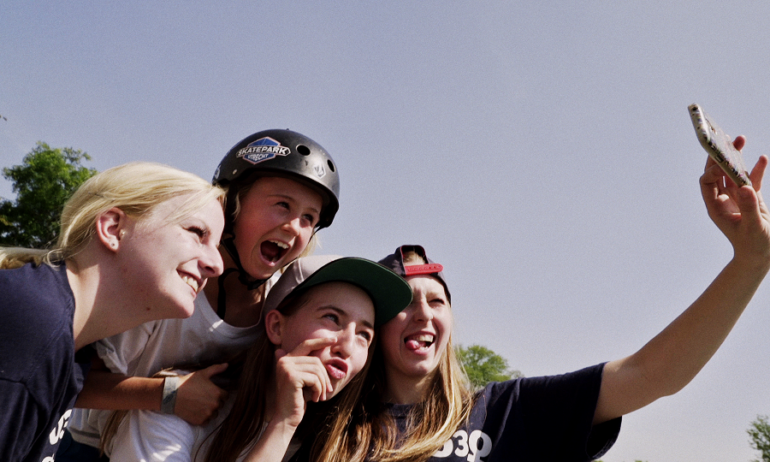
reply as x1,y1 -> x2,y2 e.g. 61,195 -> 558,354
297,144 -> 311,156
327,159 -> 335,172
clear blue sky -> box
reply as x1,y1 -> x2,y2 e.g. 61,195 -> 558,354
2,2 -> 770,461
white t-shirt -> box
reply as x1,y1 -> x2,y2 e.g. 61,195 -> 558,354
107,389 -> 234,462
108,390 -> 299,462
68,276 -> 276,448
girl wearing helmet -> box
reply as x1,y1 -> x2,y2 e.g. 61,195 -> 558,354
101,255 -> 411,462
58,130 -> 341,462
0,162 -> 225,461
298,139 -> 770,461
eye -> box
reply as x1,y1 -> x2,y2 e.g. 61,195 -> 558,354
357,330 -> 373,343
276,201 -> 290,210
323,313 -> 340,324
302,213 -> 318,227
429,297 -> 447,307
187,226 -> 207,239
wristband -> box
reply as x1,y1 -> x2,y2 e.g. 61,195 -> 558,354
161,376 -> 180,414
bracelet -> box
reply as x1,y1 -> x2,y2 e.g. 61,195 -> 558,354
161,376 -> 180,414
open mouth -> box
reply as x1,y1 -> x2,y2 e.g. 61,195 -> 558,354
404,333 -> 435,351
260,240 -> 289,263
325,359 -> 348,380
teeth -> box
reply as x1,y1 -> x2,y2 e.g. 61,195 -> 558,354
181,275 -> 199,293
270,240 -> 289,250
405,334 -> 435,346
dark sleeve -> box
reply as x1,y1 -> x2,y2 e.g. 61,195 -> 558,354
0,380 -> 42,461
481,363 -> 621,461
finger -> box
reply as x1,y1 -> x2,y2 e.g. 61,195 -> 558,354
285,336 -> 338,358
292,359 -> 331,401
200,363 -> 228,378
735,186 -> 762,227
304,372 -> 326,402
285,367 -> 326,402
733,135 -> 746,151
701,162 -> 727,196
750,155 -> 768,192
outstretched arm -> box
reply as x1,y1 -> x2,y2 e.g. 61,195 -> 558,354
594,138 -> 770,424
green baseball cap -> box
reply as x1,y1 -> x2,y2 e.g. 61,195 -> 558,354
262,255 -> 413,326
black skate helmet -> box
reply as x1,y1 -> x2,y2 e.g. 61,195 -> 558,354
212,129 -> 340,318
213,129 -> 340,230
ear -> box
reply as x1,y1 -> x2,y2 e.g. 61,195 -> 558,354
95,207 -> 128,253
264,310 -> 285,346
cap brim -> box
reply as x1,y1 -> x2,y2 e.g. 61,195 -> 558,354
291,257 -> 412,326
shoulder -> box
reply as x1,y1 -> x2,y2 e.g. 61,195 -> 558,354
480,363 -> 605,406
0,262 -> 72,312
1,263 -> 76,382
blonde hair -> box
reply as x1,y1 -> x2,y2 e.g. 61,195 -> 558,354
327,251 -> 475,462
0,162 -> 225,268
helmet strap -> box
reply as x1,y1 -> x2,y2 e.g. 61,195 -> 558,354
216,237 -> 267,319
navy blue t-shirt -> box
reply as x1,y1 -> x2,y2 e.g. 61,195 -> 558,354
0,262 -> 91,462
385,364 -> 620,462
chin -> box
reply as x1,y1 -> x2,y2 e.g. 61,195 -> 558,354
170,299 -> 196,319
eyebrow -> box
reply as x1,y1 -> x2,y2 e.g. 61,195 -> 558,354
325,305 -> 374,330
183,217 -> 211,235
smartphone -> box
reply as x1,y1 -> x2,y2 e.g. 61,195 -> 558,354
688,104 -> 751,186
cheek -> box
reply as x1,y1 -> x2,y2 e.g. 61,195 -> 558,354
350,346 -> 369,376
297,227 -> 315,247
287,328 -> 331,352
434,314 -> 452,353
234,206 -> 271,238
378,325 -> 403,359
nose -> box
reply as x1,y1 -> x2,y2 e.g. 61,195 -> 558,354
200,244 -> 224,278
331,325 -> 357,359
281,215 -> 302,237
411,299 -> 433,322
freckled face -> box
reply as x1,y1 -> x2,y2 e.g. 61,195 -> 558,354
276,282 -> 375,397
231,177 -> 322,280
117,194 -> 224,319
379,275 -> 452,383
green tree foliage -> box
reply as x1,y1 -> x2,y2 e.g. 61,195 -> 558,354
0,142 -> 96,248
748,415 -> 770,462
455,344 -> 522,389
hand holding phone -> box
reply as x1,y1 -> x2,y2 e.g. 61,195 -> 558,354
688,104 -> 751,186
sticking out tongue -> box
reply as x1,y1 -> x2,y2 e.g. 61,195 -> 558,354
260,241 -> 285,263
405,334 -> 434,351
405,340 -> 423,351
326,364 -> 345,380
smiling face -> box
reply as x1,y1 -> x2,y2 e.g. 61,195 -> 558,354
379,274 -> 452,388
117,193 -> 225,319
271,281 -> 375,397
231,176 -> 323,280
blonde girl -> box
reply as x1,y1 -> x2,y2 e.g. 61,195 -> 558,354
0,162 -> 225,461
